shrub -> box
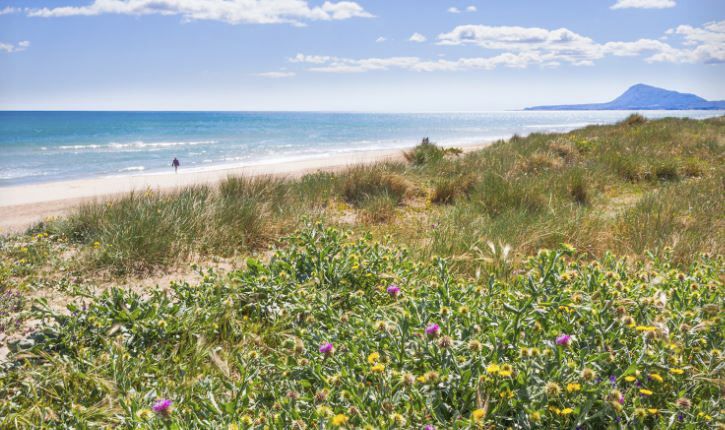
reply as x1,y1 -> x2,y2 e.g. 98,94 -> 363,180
431,174 -> 477,204
404,138 -> 462,166
653,160 -> 680,181
568,170 -> 589,205
620,113 -> 647,126
359,192 -> 398,224
341,164 -> 411,206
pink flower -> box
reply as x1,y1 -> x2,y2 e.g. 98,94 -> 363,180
386,284 -> 401,298
556,334 -> 572,346
319,342 -> 335,356
425,323 -> 440,337
152,399 -> 172,417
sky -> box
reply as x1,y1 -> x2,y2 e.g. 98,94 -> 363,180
0,0 -> 724,111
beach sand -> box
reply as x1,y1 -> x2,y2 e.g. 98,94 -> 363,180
0,143 -> 490,233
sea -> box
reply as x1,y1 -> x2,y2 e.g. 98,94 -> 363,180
0,110 -> 722,187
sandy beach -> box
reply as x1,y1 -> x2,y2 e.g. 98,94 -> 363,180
0,143 -> 490,233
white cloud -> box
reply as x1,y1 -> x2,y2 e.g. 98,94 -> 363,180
447,7 -> 461,14
257,71 -> 296,78
0,6 -> 22,15
376,36 -> 386,43
0,40 -> 30,53
466,5 -> 477,12
437,25 -> 603,65
288,21 -> 725,74
409,32 -> 427,43
27,0 -> 372,25
611,0 -> 675,9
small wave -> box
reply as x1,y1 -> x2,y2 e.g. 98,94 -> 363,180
118,166 -> 145,172
58,140 -> 217,151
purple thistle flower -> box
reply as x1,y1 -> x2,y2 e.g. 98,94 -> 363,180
423,426 -> 436,430
555,334 -> 572,346
425,323 -> 440,337
319,342 -> 335,356
152,399 -> 172,417
386,284 -> 401,298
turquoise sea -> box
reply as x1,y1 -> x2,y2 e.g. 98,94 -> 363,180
0,110 -> 722,186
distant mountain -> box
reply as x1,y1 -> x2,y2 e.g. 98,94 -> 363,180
526,84 -> 725,111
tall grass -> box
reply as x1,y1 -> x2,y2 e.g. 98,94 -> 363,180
34,115 -> 723,276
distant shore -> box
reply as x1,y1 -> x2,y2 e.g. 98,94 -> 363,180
0,142 -> 491,233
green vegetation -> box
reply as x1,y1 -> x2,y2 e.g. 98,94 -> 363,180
1,225 -> 723,428
0,115 -> 723,428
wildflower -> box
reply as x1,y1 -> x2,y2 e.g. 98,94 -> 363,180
486,363 -> 500,375
636,325 -> 656,332
649,373 -> 663,383
135,409 -> 153,420
639,388 -> 653,396
331,414 -> 349,426
228,424 -> 239,430
560,408 -> 574,415
319,342 -> 335,356
566,383 -> 581,393
676,397 -> 691,409
425,323 -> 440,337
471,408 -> 486,421
371,363 -> 385,373
367,351 -> 380,364
545,382 -> 562,397
624,376 -> 636,382
152,399 -> 173,417
670,368 -> 684,375
390,413 -> 406,426
556,334 -> 572,346
635,408 -> 648,419
581,368 -> 596,381
438,335 -> 453,348
468,339 -> 482,352
423,425 -> 436,430
648,408 -> 658,415
386,284 -> 401,298
401,372 -> 415,386
530,411 -> 542,422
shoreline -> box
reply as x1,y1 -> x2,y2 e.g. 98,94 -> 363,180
0,141 -> 491,233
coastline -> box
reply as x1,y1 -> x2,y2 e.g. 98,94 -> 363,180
0,141 -> 491,233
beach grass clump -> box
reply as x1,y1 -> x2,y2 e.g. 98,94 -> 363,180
404,137 -> 463,166
430,173 -> 478,204
340,163 -> 411,206
0,225 -> 722,428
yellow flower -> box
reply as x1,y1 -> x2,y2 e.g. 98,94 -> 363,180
416,375 -> 427,384
498,370 -> 513,377
486,363 -> 500,374
566,383 -> 581,393
530,411 -> 541,422
471,408 -> 486,421
331,414 -> 349,426
647,408 -> 658,415
636,326 -> 656,332
371,363 -> 385,373
649,373 -> 663,383
228,424 -> 239,430
624,376 -> 636,382
135,409 -> 153,420
561,408 -> 574,415
639,389 -> 653,396
670,368 -> 684,375
367,352 -> 380,364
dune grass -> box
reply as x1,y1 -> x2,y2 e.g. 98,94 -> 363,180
11,115 -> 721,278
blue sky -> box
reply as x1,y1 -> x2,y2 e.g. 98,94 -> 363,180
1,0 -> 723,110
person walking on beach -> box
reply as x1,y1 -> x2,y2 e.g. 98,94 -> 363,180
172,157 -> 180,173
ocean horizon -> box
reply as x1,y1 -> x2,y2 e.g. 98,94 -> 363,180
1,110 -> 722,187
